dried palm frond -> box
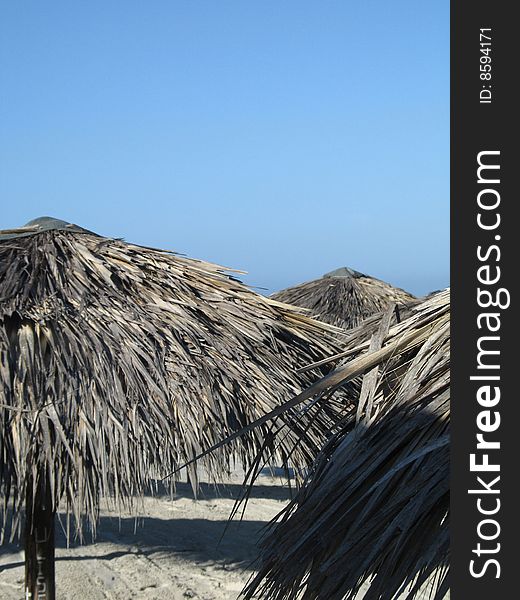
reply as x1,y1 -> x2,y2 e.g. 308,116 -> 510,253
271,267 -> 415,330
243,289 -> 450,600
0,217 -> 351,543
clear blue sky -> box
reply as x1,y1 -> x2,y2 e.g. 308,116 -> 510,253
0,1 -> 448,296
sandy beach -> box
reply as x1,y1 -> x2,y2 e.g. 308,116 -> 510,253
1,469 -> 293,600
1,468 -> 445,600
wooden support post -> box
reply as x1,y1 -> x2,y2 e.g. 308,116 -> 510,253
24,474 -> 56,600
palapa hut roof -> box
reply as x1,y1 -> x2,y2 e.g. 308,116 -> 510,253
271,267 -> 415,330
0,217 -> 350,540
243,289 -> 450,600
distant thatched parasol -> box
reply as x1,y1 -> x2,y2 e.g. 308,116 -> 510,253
243,289 -> 450,600
0,217 -> 349,599
271,267 -> 415,329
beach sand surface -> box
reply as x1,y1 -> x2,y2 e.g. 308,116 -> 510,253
0,469 -> 446,600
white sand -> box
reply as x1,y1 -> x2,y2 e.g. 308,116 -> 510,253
0,469 -> 446,599
0,469 -> 292,600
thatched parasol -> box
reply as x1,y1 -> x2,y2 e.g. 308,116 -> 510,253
271,267 -> 415,329
0,217 -> 349,599
242,289 -> 450,600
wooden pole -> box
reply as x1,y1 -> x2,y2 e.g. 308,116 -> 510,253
24,474 -> 56,600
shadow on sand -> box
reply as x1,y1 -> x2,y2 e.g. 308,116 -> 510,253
167,478 -> 293,502
0,472 -> 291,575
1,514 -> 275,573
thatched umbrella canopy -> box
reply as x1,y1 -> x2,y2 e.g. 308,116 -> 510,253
271,267 -> 415,329
0,217 -> 349,598
243,289 -> 450,600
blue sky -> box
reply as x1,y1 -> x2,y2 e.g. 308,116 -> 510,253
0,1 -> 448,296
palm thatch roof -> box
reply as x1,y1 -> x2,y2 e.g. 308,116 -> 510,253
243,289 -> 450,600
271,267 -> 415,330
0,217 -> 351,541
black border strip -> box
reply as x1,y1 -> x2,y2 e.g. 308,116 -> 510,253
451,2 -> 516,598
